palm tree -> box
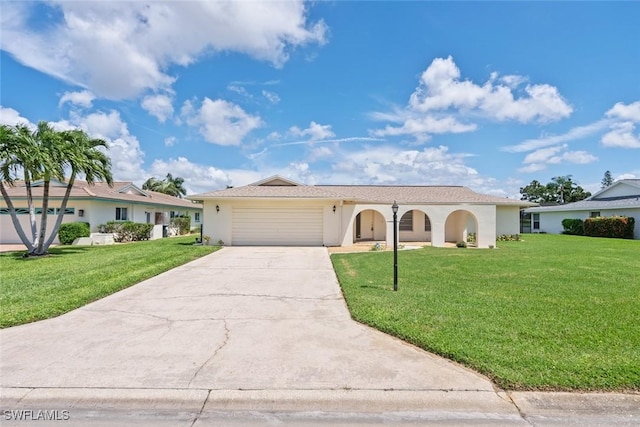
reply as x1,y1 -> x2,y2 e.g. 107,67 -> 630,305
1,122 -> 113,256
142,173 -> 187,198
40,129 -> 113,253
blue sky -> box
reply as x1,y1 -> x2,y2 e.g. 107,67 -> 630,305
1,1 -> 639,197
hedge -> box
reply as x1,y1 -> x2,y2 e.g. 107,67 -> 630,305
58,222 -> 90,245
170,216 -> 191,235
98,221 -> 153,242
561,218 -> 584,235
583,216 -> 635,239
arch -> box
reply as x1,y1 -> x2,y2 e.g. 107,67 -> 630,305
353,208 -> 386,243
445,209 -> 478,246
398,209 -> 432,243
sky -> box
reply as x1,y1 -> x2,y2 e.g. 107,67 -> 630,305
1,1 -> 639,198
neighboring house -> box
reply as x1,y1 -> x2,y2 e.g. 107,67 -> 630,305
188,175 -> 535,248
524,179 -> 640,240
0,180 -> 203,244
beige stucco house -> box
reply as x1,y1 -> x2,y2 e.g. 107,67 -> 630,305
188,176 -> 534,248
524,179 -> 640,239
1,180 -> 203,244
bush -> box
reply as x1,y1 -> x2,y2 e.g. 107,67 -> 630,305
170,216 -> 191,235
58,222 -> 90,245
497,234 -> 521,241
584,216 -> 635,239
456,241 -> 467,248
98,221 -> 153,242
561,218 -> 584,235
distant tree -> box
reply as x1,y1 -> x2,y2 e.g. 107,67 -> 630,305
601,170 -> 613,189
520,175 -> 591,204
142,173 -> 187,198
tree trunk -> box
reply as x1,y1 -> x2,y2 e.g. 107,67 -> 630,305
35,177 -> 50,255
0,182 -> 35,252
42,174 -> 76,251
24,172 -> 39,248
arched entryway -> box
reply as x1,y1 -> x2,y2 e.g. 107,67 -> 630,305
353,209 -> 386,242
399,209 -> 432,243
445,210 -> 478,246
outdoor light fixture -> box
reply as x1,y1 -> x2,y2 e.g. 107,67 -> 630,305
392,201 -> 399,292
216,204 -> 220,213
333,205 -> 336,213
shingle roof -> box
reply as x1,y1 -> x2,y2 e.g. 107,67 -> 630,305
190,182 -> 532,206
2,181 -> 201,209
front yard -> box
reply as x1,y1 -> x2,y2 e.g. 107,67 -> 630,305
331,234 -> 640,391
0,236 -> 218,328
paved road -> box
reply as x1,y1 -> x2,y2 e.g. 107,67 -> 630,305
1,247 -> 638,425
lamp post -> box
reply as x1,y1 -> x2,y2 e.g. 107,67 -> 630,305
392,201 -> 398,292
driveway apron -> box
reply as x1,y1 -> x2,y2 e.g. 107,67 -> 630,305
1,247 -> 494,392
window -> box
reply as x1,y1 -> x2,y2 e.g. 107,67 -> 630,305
424,214 -> 432,232
35,208 -> 55,215
146,212 -> 151,224
399,211 -> 413,231
115,207 -> 128,221
590,211 -> 600,218
194,212 -> 201,222
532,213 -> 540,230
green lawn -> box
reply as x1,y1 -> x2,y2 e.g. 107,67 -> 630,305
0,236 -> 218,328
331,234 -> 640,391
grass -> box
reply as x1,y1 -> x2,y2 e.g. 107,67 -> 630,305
331,234 -> 640,391
0,236 -> 218,328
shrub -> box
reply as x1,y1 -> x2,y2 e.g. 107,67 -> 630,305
58,222 -> 90,245
170,216 -> 191,235
467,233 -> 476,243
497,234 -> 521,241
456,241 -> 467,248
98,221 -> 153,242
561,218 -> 584,235
584,216 -> 635,239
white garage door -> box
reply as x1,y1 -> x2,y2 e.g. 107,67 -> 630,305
232,206 -> 323,246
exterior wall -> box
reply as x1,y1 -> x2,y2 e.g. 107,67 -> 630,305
537,208 -> 640,239
496,206 -> 521,235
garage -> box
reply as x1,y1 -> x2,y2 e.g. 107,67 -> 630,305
232,205 -> 324,246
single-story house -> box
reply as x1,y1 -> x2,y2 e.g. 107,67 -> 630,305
1,179 -> 203,244
523,179 -> 640,240
188,176 -> 535,248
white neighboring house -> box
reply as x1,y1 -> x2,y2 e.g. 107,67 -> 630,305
524,179 -> 640,239
188,176 -> 534,249
0,179 -> 203,244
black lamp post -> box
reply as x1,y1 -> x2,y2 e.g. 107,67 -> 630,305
392,201 -> 398,292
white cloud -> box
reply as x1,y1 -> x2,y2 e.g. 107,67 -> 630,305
606,101 -> 640,121
520,144 -> 597,172
1,1 -> 326,99
503,119 -> 611,153
289,121 -> 335,141
372,56 -> 572,140
58,90 -> 95,108
601,121 -> 640,148
523,145 -> 566,164
141,94 -> 174,123
182,97 -> 263,146
164,136 -> 176,147
0,105 -> 34,127
148,157 -> 231,194
55,110 -> 146,182
601,102 -> 640,149
330,145 -> 479,185
517,163 -> 547,174
262,90 -> 280,104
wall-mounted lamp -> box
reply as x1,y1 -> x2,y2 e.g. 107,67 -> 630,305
216,204 -> 220,213
332,205 -> 336,213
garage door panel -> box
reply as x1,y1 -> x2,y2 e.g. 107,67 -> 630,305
232,206 -> 323,246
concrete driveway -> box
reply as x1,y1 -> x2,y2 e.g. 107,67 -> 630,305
2,247 -> 636,425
